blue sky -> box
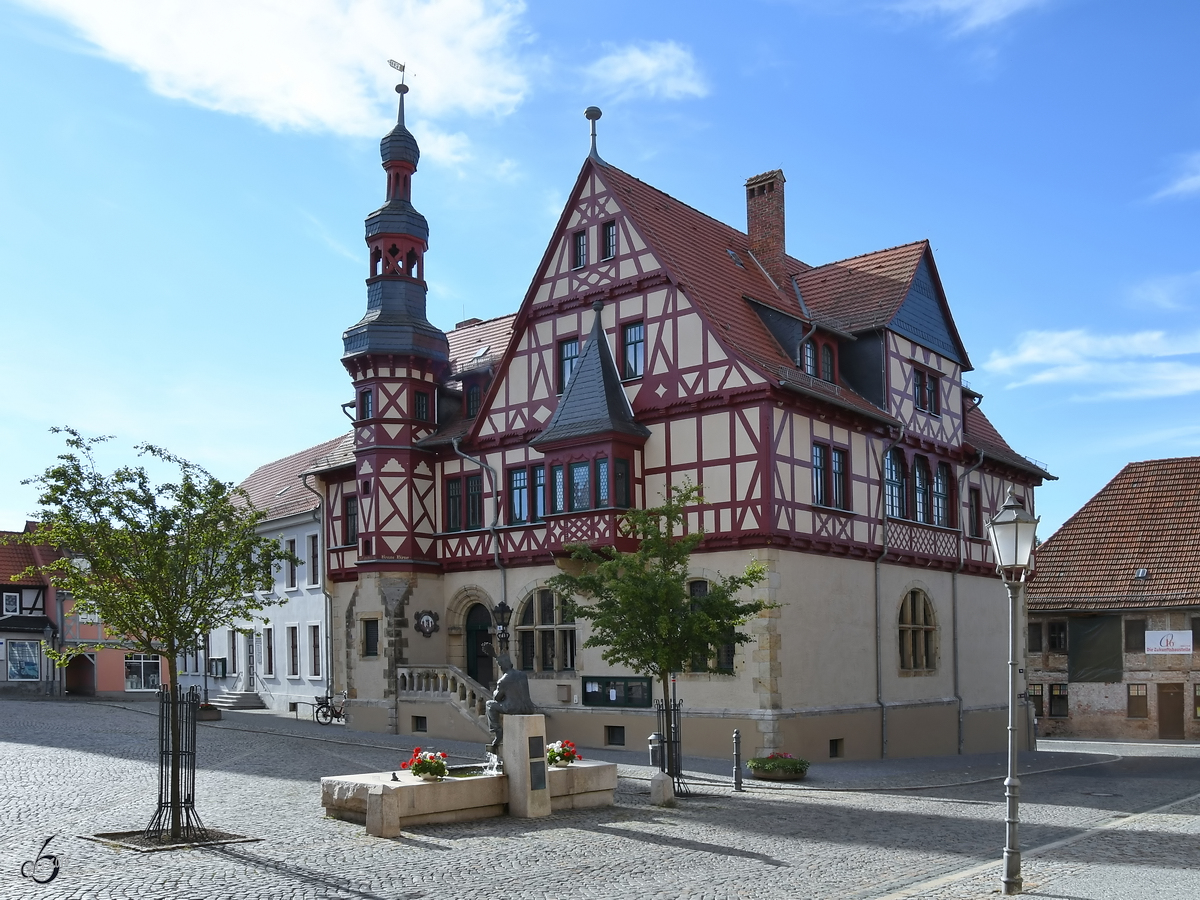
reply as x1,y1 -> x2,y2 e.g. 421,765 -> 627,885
2,0 -> 1198,540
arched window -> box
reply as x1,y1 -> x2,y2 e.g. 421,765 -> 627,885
802,341 -> 818,376
913,456 -> 931,524
884,449 -> 907,519
933,462 -> 952,527
821,344 -> 835,383
515,589 -> 576,674
899,590 -> 937,673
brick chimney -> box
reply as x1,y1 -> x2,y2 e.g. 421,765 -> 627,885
745,169 -> 786,281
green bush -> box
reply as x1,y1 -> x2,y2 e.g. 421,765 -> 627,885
746,752 -> 809,775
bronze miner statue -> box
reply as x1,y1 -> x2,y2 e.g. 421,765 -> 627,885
483,643 -> 536,752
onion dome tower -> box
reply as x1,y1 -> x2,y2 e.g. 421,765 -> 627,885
340,82 -> 448,571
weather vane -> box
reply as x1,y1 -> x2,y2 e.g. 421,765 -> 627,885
388,59 -> 406,85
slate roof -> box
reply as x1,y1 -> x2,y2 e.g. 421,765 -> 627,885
1027,457 -> 1200,612
532,303 -> 651,447
241,435 -> 350,518
964,407 -> 1054,481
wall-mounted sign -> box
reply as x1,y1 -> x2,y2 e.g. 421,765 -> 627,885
414,610 -> 439,638
3,592 -> 19,615
1145,631 -> 1193,655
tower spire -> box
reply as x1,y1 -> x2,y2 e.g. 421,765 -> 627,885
585,106 -> 603,161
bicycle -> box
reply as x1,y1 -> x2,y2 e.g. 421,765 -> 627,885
314,690 -> 348,725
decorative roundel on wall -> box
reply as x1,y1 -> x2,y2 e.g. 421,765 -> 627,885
414,610 -> 440,637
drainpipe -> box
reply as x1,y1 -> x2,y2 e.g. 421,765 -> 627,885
954,449 -> 985,754
302,473 -> 333,698
874,425 -> 906,758
452,438 -> 506,614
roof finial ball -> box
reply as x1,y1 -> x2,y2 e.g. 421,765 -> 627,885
585,105 -> 603,160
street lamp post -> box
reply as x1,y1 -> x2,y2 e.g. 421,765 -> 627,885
986,487 -> 1039,896
42,623 -> 55,696
491,599 -> 513,651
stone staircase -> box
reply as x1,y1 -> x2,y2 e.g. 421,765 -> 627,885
208,690 -> 267,710
395,665 -> 491,738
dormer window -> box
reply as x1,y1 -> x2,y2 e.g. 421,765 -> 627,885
802,341 -> 817,377
467,383 -> 482,417
914,370 -> 940,415
821,344 -> 835,383
358,389 -> 373,420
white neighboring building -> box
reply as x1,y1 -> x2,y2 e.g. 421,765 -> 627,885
176,436 -> 346,711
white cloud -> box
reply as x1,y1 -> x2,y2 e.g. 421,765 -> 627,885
18,0 -> 530,152
585,41 -> 708,101
887,0 -> 1052,33
1152,152 -> 1200,200
984,328 -> 1200,399
1129,270 -> 1200,311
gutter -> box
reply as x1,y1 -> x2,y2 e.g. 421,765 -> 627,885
953,449 -> 985,755
301,473 -> 333,698
452,438 -> 507,614
874,425 -> 906,758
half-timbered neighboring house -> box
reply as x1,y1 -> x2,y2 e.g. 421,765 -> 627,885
1026,457 -> 1200,742
304,90 -> 1053,761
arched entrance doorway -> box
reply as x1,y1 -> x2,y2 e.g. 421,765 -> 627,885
465,603 -> 494,688
64,654 -> 96,695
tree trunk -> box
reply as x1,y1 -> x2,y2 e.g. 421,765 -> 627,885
166,654 -> 182,839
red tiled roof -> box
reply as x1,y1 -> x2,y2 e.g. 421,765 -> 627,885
239,434 -> 350,519
1027,457 -> 1200,611
964,407 -> 1053,481
0,539 -> 46,585
448,313 -> 516,375
795,241 -> 928,333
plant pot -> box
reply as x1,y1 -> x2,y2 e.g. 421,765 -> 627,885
419,773 -> 441,782
196,708 -> 222,722
553,760 -> 572,768
747,768 -> 806,781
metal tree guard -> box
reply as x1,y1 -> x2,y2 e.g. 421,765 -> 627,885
145,685 -> 208,841
655,674 -> 689,795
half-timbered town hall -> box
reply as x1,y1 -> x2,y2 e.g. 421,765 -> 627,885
284,88 -> 1052,761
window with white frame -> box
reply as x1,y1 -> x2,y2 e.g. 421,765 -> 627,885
7,640 -> 40,680
285,538 -> 297,589
124,654 -> 161,691
308,534 -> 320,586
309,625 -> 321,677
287,626 -> 299,677
263,627 -> 275,676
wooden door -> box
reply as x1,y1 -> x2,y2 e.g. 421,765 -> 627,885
1158,683 -> 1184,739
465,604 -> 494,688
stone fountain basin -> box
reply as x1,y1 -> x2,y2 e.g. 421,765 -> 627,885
321,760 -> 617,836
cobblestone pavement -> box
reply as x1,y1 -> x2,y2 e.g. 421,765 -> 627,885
3,699 -> 1199,900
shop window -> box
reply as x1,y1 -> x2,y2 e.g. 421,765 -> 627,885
1127,683 -> 1148,718
1049,683 -> 1068,717
1027,684 -> 1043,717
515,589 -> 576,673
584,677 -> 652,708
898,589 -> 937,673
1125,618 -> 1146,653
124,654 -> 161,691
6,640 -> 40,681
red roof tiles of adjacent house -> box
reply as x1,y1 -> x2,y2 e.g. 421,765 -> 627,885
239,434 -> 350,519
0,539 -> 46,585
448,313 -> 516,376
1027,457 -> 1200,611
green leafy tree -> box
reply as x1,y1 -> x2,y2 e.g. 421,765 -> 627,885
547,482 -> 771,769
4,428 -> 295,839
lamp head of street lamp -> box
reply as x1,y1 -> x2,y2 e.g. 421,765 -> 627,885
986,486 -> 1039,583
492,599 -> 512,631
